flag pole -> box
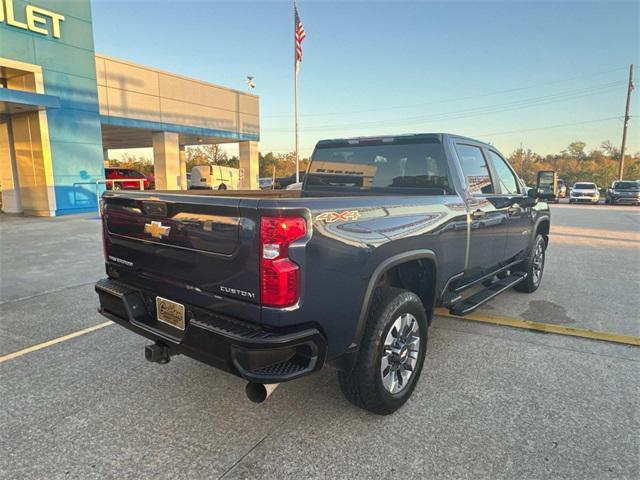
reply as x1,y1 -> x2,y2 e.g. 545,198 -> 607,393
293,2 -> 300,183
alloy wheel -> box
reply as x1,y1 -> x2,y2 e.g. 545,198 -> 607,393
532,242 -> 545,286
381,313 -> 421,394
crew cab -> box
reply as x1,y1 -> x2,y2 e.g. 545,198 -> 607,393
95,133 -> 555,414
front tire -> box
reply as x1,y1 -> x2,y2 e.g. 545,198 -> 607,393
515,234 -> 546,293
338,287 -> 428,415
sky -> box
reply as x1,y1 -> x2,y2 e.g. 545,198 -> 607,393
91,0 -> 639,159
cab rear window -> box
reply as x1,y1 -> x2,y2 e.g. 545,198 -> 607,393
306,138 -> 453,195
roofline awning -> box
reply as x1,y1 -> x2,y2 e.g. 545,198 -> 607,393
0,88 -> 61,114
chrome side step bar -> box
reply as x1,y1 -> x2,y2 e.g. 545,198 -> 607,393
449,273 -> 526,316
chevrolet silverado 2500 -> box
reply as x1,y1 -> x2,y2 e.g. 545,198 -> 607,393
95,133 -> 555,414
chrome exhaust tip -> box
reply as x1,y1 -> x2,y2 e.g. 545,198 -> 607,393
245,382 -> 280,403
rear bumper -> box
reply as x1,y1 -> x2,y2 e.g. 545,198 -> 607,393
95,278 -> 327,383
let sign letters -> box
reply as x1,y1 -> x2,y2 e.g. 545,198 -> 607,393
1,0 -> 65,38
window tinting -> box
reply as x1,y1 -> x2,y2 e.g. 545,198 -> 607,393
574,183 -> 596,189
488,150 -> 519,194
455,144 -> 494,194
306,139 -> 452,194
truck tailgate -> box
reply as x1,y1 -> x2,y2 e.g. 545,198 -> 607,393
102,193 -> 260,311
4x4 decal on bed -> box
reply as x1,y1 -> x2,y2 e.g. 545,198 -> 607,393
316,210 -> 360,223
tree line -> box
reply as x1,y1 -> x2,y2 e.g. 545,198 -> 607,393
183,145 -> 309,178
108,146 -> 308,179
107,139 -> 639,187
508,140 -> 639,188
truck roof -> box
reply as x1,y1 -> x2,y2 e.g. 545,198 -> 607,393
315,133 -> 491,147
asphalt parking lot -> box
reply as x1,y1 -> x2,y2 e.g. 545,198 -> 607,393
1,204 -> 638,479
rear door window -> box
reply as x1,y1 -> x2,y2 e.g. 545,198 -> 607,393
455,144 -> 494,194
488,150 -> 520,194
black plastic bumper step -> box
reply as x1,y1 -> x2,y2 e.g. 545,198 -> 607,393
250,358 -> 308,378
449,273 -> 526,316
95,277 -> 327,383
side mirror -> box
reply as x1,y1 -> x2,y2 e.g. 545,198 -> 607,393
536,170 -> 558,200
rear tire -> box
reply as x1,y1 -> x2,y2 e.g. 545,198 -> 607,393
338,287 -> 428,415
515,234 -> 546,293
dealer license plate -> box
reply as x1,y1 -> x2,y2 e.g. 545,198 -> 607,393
155,296 -> 185,330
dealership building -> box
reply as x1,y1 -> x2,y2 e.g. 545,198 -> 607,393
0,0 -> 260,216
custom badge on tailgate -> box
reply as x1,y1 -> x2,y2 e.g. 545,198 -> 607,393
316,210 -> 360,223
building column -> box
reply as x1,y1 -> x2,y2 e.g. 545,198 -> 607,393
239,141 -> 259,190
179,145 -> 187,190
10,111 -> 56,216
0,117 -> 23,214
103,148 -> 110,168
152,132 -> 180,190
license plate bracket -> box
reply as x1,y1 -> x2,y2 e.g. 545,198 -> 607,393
155,296 -> 185,330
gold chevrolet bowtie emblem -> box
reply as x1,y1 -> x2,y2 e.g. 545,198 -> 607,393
144,221 -> 171,239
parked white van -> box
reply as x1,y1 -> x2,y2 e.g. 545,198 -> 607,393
190,165 -> 239,190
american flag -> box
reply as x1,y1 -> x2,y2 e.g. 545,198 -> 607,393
294,3 -> 306,73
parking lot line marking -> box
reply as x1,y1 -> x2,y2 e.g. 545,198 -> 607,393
434,308 -> 640,346
0,321 -> 113,364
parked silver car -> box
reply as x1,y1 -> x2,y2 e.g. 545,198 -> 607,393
569,182 -> 600,204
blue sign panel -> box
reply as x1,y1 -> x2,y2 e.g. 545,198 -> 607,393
1,0 -> 103,214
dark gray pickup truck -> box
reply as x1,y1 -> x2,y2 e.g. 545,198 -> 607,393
95,133 -> 555,414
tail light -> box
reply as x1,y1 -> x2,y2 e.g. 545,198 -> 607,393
260,216 -> 307,307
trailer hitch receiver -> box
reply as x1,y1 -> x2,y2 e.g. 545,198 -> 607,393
145,342 -> 172,364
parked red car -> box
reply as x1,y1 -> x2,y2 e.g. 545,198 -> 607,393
104,168 -> 154,190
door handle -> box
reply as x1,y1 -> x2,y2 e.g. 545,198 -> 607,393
507,204 -> 521,216
471,209 -> 486,219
